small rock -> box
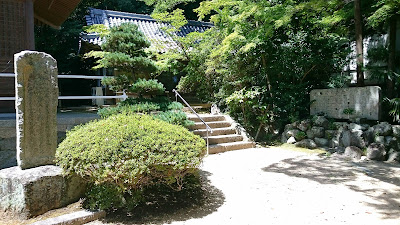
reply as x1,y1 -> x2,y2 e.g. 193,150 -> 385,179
330,139 -> 339,148
295,139 -> 317,149
344,146 -> 363,160
348,123 -> 366,131
287,136 -> 296,144
366,143 -> 386,161
333,122 -> 348,130
314,137 -> 329,147
284,122 -> 298,132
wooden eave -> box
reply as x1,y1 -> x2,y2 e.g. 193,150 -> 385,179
33,0 -> 81,29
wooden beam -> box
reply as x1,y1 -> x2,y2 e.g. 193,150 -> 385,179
25,0 -> 35,50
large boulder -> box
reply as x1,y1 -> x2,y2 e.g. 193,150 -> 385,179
314,116 -> 329,129
286,129 -> 301,138
373,122 -> 392,136
344,146 -> 363,160
349,123 -> 368,131
295,139 -> 317,149
314,137 -> 329,147
341,129 -> 366,149
307,126 -> 325,139
366,143 -> 386,161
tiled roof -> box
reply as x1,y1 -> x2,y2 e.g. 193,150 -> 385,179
81,8 -> 213,52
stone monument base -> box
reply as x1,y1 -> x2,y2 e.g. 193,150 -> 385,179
0,165 -> 86,219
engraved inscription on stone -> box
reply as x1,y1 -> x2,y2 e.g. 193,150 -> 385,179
15,51 -> 59,169
310,87 -> 380,120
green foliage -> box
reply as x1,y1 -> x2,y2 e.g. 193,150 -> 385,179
98,96 -> 185,119
56,114 -> 206,210
295,131 -> 307,140
98,102 -> 161,117
385,97 -> 400,122
343,108 -> 355,115
85,23 -> 157,91
153,110 -> 195,127
129,78 -> 166,96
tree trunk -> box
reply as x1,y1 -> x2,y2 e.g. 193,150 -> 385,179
354,0 -> 365,86
387,17 -> 396,98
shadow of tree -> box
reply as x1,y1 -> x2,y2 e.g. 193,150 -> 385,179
262,156 -> 400,219
98,170 -> 225,224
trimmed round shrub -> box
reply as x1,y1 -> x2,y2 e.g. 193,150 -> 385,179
55,114 -> 206,210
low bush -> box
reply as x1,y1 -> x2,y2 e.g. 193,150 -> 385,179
153,110 -> 195,127
56,114 -> 206,210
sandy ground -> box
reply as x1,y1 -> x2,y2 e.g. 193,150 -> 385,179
85,146 -> 400,225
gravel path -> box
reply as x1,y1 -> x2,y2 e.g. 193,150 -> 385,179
87,147 -> 400,225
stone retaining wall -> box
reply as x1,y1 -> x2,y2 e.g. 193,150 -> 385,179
281,116 -> 400,163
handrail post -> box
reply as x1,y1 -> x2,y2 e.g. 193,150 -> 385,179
172,89 -> 212,155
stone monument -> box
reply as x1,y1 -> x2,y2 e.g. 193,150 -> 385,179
0,51 -> 85,218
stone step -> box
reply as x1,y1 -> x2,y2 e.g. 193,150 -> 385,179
208,141 -> 255,154
205,134 -> 243,144
193,127 -> 237,137
191,121 -> 231,130
187,114 -> 226,122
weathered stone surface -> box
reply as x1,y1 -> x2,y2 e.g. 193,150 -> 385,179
284,122 -> 298,132
385,136 -> 397,149
373,122 -> 392,136
349,123 -> 368,131
314,137 -> 329,147
310,87 -> 381,120
333,122 -> 348,130
387,149 -> 400,163
286,129 -> 301,138
295,139 -> 317,149
341,130 -> 365,149
310,126 -> 325,138
366,143 -> 386,161
392,125 -> 400,138
325,130 -> 338,140
344,146 -> 363,160
297,119 -> 311,132
374,136 -> 385,144
15,51 -> 59,169
313,116 -> 329,129
362,127 -> 375,145
0,166 -> 86,219
330,139 -> 339,148
287,136 -> 296,144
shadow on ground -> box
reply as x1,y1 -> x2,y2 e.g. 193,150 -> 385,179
98,170 -> 225,224
262,156 -> 400,219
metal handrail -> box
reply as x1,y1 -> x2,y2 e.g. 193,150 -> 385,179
172,89 -> 212,155
0,73 -> 127,101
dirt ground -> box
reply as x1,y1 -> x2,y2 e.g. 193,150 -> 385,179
84,146 -> 400,225
2,146 -> 400,225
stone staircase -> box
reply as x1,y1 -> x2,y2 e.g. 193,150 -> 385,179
187,114 -> 255,154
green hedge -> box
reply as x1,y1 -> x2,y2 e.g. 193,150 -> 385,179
56,114 -> 206,210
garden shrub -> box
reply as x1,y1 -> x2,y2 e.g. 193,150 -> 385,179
56,114 -> 206,210
129,78 -> 166,96
153,110 -> 195,127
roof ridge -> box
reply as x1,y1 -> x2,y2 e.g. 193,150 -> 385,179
88,8 -> 213,27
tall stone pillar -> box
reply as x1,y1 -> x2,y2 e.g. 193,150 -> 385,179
14,51 -> 58,169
